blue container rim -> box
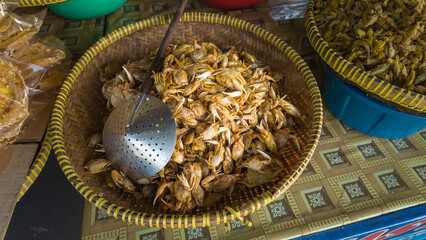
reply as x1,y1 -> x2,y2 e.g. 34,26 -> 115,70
322,61 -> 426,121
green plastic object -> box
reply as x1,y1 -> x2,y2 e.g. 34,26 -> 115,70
48,0 -> 127,20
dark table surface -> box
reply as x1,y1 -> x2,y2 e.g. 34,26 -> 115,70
5,154 -> 84,240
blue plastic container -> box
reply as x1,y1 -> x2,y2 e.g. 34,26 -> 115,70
322,62 -> 426,139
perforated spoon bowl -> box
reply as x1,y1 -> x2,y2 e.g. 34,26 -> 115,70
102,0 -> 188,180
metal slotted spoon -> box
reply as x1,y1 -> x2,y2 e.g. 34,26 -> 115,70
102,0 -> 188,180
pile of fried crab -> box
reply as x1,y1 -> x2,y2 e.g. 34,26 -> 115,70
85,41 -> 303,214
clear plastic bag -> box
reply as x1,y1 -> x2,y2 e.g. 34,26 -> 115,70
0,7 -> 46,51
7,35 -> 70,90
37,63 -> 68,91
0,52 -> 68,147
0,57 -> 28,147
0,1 -> 19,18
0,5 -> 68,147
2,54 -> 46,88
269,0 -> 308,21
11,35 -> 68,67
21,36 -> 70,90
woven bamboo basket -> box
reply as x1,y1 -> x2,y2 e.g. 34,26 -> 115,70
17,124 -> 52,201
18,0 -> 68,7
50,12 -> 323,228
12,0 -> 69,199
305,1 -> 426,117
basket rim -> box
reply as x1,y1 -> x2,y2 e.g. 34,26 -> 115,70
50,12 -> 323,228
18,0 -> 68,7
17,124 -> 52,201
305,0 -> 426,116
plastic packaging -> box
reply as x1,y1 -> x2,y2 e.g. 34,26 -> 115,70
37,63 -> 68,91
0,57 -> 28,146
0,1 -> 19,17
0,8 -> 46,51
11,36 -> 67,68
269,0 -> 308,20
9,35 -> 69,91
0,4 -> 69,147
2,55 -> 46,88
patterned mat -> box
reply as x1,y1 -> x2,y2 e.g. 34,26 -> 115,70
20,1 -> 425,239
30,0 -> 318,63
80,105 -> 426,240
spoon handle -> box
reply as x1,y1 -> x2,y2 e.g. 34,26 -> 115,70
140,0 -> 189,94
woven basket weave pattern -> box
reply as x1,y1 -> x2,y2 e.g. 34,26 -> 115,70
18,0 -> 68,7
52,13 -> 322,228
18,126 -> 52,201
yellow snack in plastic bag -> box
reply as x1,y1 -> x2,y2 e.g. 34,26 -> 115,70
11,42 -> 66,68
0,57 -> 28,145
0,8 -> 45,51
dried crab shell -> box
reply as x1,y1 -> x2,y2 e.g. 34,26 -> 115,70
97,41 -> 303,214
